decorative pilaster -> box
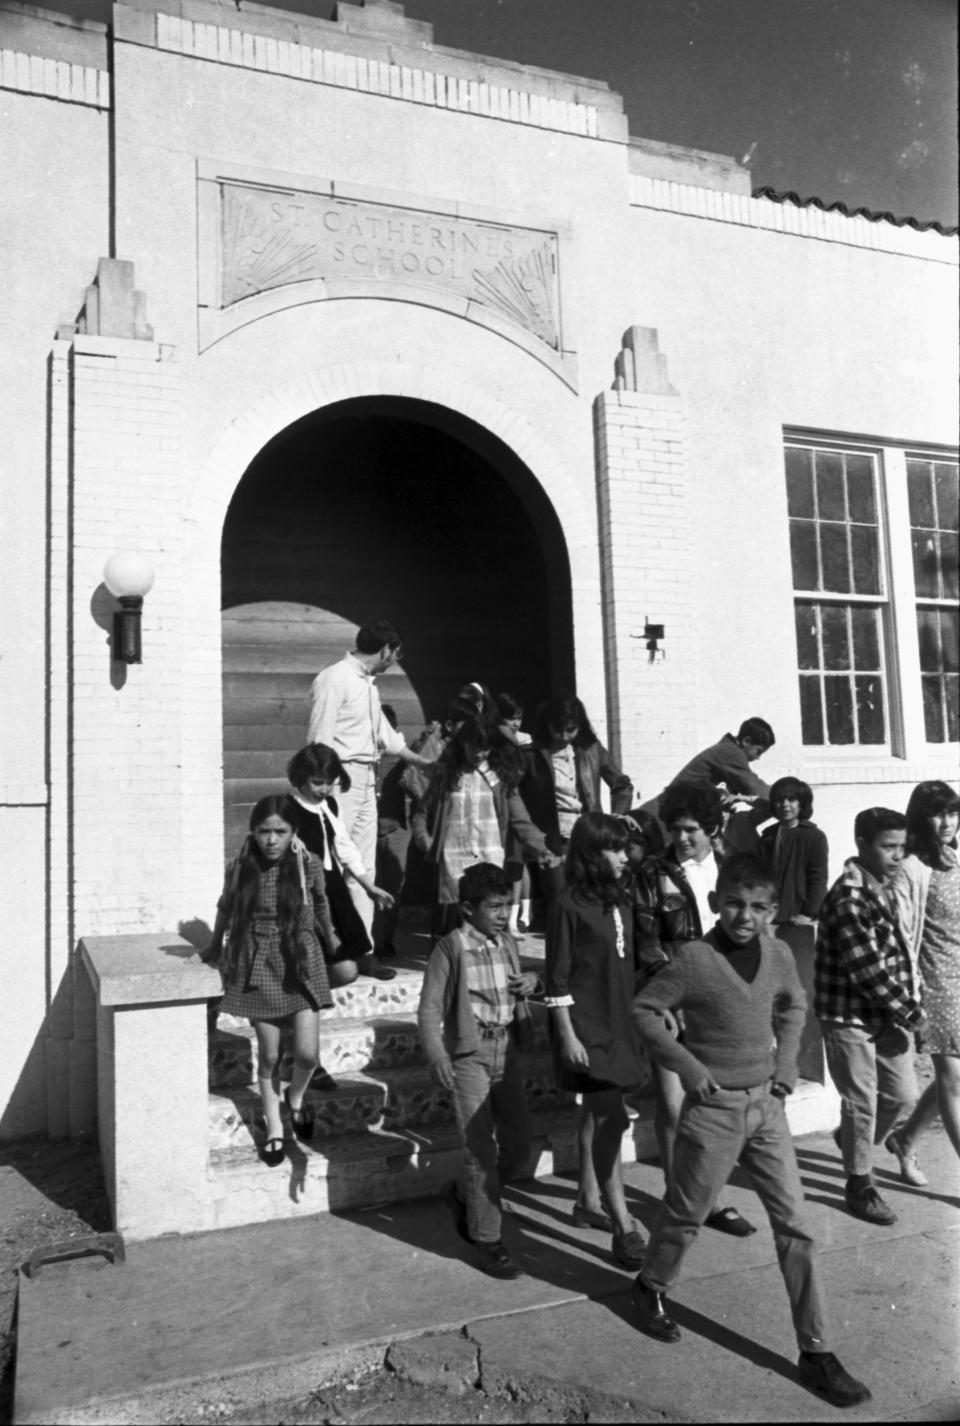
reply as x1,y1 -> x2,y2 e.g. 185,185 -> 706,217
593,327 -> 696,790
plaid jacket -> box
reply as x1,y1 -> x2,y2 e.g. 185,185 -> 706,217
815,858 -> 922,1031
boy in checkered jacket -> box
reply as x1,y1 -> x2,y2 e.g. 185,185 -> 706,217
816,807 -> 927,1227
418,862 -> 540,1280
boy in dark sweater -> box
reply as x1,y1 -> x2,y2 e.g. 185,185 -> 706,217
631,855 -> 870,1409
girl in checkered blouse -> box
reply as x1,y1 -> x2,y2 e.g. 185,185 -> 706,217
411,715 -> 557,943
204,795 -> 337,1167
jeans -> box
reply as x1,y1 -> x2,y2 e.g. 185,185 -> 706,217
451,1032 -> 533,1245
821,1021 -> 917,1178
338,764 -> 379,937
643,1083 -> 830,1354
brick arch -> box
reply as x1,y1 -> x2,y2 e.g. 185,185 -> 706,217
186,360 -> 593,563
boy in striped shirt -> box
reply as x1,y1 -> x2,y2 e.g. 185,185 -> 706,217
418,862 -> 540,1278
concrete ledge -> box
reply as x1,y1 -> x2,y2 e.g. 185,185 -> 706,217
80,932 -> 221,1006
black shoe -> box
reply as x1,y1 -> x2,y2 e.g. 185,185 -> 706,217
844,1182 -> 897,1225
259,1136 -> 285,1168
359,957 -> 397,980
798,1351 -> 871,1407
476,1241 -> 524,1279
612,1226 -> 646,1270
705,1206 -> 756,1237
283,1088 -> 315,1143
442,1182 -> 471,1242
632,1277 -> 681,1342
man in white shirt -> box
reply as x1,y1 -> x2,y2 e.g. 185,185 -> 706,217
308,620 -> 427,953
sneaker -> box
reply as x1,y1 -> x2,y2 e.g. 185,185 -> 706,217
798,1351 -> 871,1407
844,1182 -> 897,1225
476,1241 -> 524,1279
885,1132 -> 929,1187
612,1226 -> 646,1270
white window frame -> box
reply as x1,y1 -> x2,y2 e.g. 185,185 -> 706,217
785,432 -> 959,760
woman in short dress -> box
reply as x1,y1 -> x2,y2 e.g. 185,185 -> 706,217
891,780 -> 960,1172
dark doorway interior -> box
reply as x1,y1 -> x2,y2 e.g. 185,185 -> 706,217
220,396 -> 574,846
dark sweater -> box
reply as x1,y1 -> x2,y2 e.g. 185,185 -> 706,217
632,927 -> 806,1090
760,820 -> 829,921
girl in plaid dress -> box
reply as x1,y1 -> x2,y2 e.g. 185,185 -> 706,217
204,796 -> 337,1166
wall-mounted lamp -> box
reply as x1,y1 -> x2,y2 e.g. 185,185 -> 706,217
103,550 -> 155,664
644,621 -> 665,658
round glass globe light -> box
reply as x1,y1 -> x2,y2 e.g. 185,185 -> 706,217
103,550 -> 155,600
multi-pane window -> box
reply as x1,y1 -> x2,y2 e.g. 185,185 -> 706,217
785,440 -> 959,750
908,457 -> 959,742
785,445 -> 887,745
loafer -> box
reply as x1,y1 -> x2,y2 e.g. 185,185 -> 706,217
885,1132 -> 928,1187
705,1206 -> 756,1237
476,1241 -> 524,1279
612,1226 -> 646,1271
632,1277 -> 681,1342
844,1182 -> 897,1225
571,1202 -> 613,1232
798,1350 -> 871,1407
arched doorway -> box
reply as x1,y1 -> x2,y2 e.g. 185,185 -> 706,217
221,396 -> 575,845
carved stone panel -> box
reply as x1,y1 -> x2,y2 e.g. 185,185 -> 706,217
219,181 -> 560,349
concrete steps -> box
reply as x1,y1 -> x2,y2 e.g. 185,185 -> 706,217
204,1107 -> 587,1228
208,1050 -> 570,1147
204,939 -> 584,1225
203,932 -> 839,1231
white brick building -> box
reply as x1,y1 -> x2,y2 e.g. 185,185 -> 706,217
1,0 -> 957,1138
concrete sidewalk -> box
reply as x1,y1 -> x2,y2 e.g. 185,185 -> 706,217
14,1127 -> 960,1424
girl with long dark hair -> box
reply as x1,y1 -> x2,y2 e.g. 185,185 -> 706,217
203,795 -> 337,1165
544,811 -> 648,1268
411,715 -> 557,940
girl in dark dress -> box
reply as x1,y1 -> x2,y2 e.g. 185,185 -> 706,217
544,811 -> 648,1270
204,795 -> 337,1166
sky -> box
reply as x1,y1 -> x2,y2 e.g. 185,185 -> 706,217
52,0 -> 958,225
392,0 -> 958,227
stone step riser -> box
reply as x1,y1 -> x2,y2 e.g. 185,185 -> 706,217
206,1109 -> 644,1229
209,1015 -> 551,1087
208,1054 -> 572,1147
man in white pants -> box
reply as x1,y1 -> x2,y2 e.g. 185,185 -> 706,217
308,619 -> 426,978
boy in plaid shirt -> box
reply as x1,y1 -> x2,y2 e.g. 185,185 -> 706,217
816,807 -> 926,1226
418,862 -> 540,1278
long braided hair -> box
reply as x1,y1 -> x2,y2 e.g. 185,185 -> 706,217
223,795 -> 312,982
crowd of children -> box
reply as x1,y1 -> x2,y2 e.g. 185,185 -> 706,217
200,658 -> 958,1412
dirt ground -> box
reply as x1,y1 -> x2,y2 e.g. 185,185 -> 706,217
0,1054 -> 937,1426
